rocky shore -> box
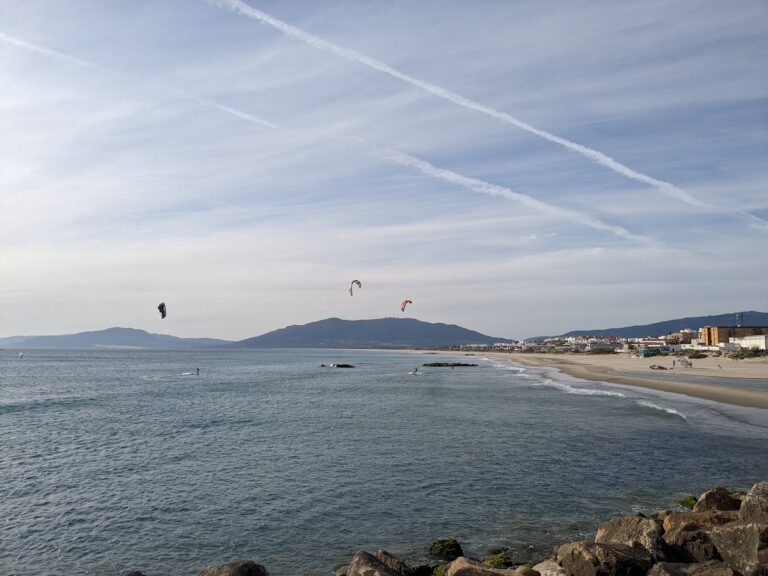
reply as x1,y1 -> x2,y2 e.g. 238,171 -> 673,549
123,481 -> 767,576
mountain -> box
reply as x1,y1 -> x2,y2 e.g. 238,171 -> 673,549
3,327 -> 232,349
232,317 -> 514,349
558,311 -> 768,339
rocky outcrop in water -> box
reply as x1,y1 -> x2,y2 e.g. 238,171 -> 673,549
160,482 -> 768,576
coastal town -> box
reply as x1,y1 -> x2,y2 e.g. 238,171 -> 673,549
455,323 -> 768,357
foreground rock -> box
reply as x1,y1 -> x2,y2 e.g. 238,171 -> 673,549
429,538 -> 464,561
556,541 -> 653,576
347,551 -> 405,576
530,560 -> 565,576
444,557 -> 539,575
693,487 -> 742,514
375,550 -> 415,576
662,511 -> 740,562
711,522 -> 768,576
741,481 -> 768,522
162,481 -> 768,576
646,561 -> 735,575
198,560 -> 270,576
594,515 -> 666,561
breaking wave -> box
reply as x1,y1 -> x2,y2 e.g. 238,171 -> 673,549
637,400 -> 688,420
536,378 -> 626,398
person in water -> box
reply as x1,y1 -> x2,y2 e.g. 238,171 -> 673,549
196,368 -> 200,376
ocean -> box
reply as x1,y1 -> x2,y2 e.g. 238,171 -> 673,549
1,349 -> 767,576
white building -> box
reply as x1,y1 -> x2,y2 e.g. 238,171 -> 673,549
729,335 -> 768,351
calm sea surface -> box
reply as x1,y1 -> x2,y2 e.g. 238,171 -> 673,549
2,349 -> 767,576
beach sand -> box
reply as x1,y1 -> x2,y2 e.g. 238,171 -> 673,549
481,352 -> 768,409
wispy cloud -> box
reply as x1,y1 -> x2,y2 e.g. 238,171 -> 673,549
1,31 -> 648,245
209,0 -> 768,230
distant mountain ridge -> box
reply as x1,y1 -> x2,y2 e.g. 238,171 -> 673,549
558,311 -> 768,339
1,327 -> 231,349
232,317 -> 514,349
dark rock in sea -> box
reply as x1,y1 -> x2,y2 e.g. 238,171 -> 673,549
555,540 -> 653,576
646,560 -> 735,575
422,362 -> 477,367
481,552 -> 514,568
124,572 -> 148,576
321,363 -> 355,368
375,550 -> 415,576
711,521 -> 768,576
740,481 -> 768,522
347,550 -> 405,576
429,539 -> 464,561
198,559 -> 270,576
694,487 -> 741,513
594,514 -> 666,561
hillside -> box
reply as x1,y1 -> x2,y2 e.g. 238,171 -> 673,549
559,311 -> 768,339
232,317 -> 514,349
3,327 -> 232,349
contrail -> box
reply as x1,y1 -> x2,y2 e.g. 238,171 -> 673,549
0,32 -> 276,130
367,143 -> 656,246
1,31 -> 653,243
210,0 -> 768,230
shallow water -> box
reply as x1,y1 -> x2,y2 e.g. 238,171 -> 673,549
2,349 -> 767,575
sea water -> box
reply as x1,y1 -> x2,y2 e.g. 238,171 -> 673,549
1,349 -> 767,576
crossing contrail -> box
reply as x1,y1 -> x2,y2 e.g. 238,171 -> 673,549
209,0 -> 768,230
0,31 -> 654,243
367,144 -> 655,246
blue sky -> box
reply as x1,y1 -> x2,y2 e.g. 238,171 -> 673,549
1,0 -> 767,340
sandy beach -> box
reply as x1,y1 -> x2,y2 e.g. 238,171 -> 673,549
483,352 -> 768,409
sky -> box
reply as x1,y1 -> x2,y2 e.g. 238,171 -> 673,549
1,0 -> 767,341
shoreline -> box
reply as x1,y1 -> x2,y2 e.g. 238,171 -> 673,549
480,351 -> 768,409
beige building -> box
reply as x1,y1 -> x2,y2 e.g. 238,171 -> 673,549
699,326 -> 768,346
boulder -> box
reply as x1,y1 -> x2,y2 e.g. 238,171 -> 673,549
694,487 -> 742,513
444,557 -> 521,575
412,564 -> 440,576
555,540 -> 653,576
741,481 -> 768,523
347,551 -> 407,576
531,560 -> 565,576
429,539 -> 464,561
594,515 -> 666,560
711,521 -> 768,576
646,561 -> 735,575
557,540 -> 653,576
198,560 -> 270,576
375,550 -> 414,576
662,511 -> 740,562
481,553 -> 514,569
513,568 -> 540,576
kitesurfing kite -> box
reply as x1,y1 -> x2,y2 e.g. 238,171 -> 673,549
400,299 -> 413,312
348,280 -> 362,296
158,302 -> 167,319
